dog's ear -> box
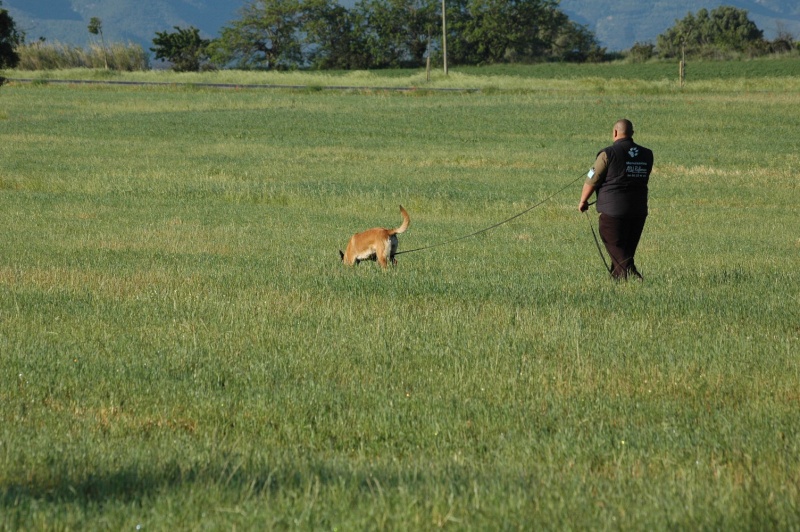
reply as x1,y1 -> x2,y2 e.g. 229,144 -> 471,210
339,250 -> 344,262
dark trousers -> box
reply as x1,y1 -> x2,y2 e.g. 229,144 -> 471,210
599,214 -> 647,279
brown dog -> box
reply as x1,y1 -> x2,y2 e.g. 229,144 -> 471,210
340,205 -> 410,268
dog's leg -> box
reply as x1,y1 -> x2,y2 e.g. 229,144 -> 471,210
375,241 -> 389,268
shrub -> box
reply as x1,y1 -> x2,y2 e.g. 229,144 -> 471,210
627,42 -> 655,63
15,41 -> 150,71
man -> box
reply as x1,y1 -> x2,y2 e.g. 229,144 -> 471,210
578,119 -> 654,280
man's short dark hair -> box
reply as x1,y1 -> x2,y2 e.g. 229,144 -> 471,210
615,119 -> 634,137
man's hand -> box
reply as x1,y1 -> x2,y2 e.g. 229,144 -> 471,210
579,182 -> 596,213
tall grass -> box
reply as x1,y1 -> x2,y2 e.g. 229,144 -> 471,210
15,41 -> 150,71
0,69 -> 798,529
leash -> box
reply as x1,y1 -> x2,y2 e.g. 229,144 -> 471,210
584,207 -> 612,276
396,173 -> 585,256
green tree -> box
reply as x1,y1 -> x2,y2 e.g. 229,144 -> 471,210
88,16 -> 109,69
0,0 -> 21,71
151,26 -> 210,72
351,0 -> 438,68
657,6 -> 764,58
448,0 -> 522,65
212,0 -> 305,70
301,0 -> 366,69
446,0 -> 600,65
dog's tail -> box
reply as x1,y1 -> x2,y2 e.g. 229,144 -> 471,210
389,205 -> 410,235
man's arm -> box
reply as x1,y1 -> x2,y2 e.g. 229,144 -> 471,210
578,151 -> 607,212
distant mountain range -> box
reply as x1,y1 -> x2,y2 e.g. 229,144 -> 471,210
4,0 -> 800,54
559,0 -> 800,51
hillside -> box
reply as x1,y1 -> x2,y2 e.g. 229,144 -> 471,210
4,0 -> 240,50
3,0 -> 800,54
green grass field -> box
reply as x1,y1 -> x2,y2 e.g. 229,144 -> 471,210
1,63 -> 799,529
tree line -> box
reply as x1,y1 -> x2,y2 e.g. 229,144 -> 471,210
1,1 -> 798,74
152,0 -> 605,72
657,6 -> 795,59
152,2 -> 800,71
625,6 -> 797,62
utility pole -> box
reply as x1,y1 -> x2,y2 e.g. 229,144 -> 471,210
441,0 -> 448,75
426,31 -> 431,81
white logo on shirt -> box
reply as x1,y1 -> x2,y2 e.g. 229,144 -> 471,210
628,147 -> 639,158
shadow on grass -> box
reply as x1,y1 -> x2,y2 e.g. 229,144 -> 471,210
2,452 -> 796,529
0,457 -> 437,508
